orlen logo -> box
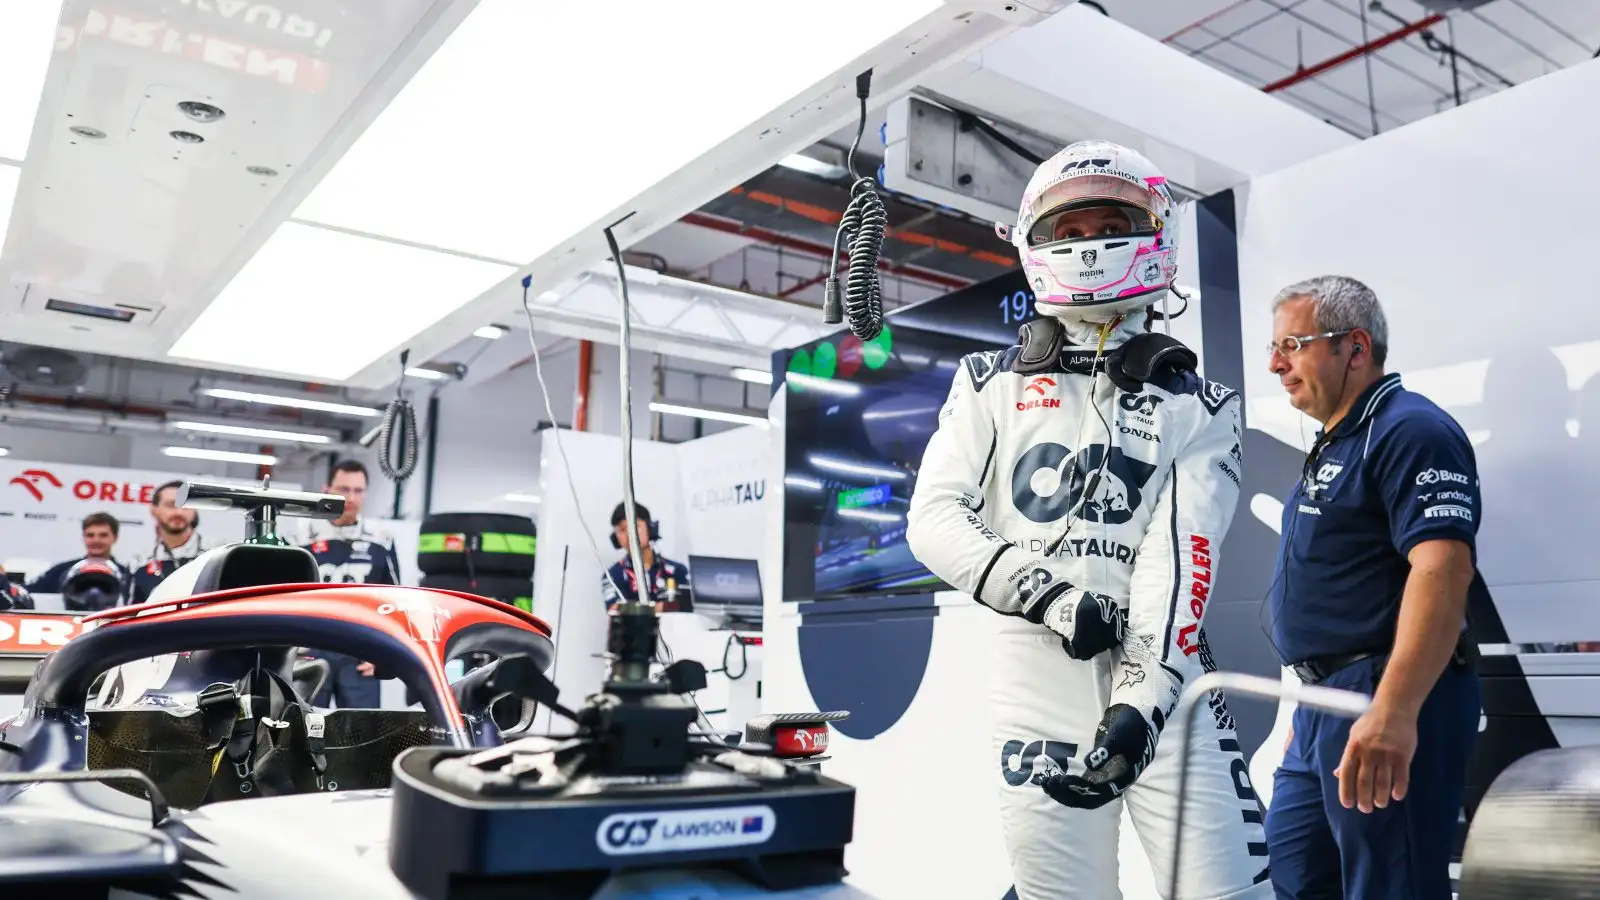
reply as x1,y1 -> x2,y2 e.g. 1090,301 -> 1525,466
6,468 -> 157,505
775,725 -> 830,757
7,469 -> 62,502
1018,377 -> 1061,411
1175,535 -> 1212,656
596,805 -> 776,856
0,613 -> 95,654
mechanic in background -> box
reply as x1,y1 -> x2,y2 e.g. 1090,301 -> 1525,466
0,568 -> 33,610
297,459 -> 400,708
128,480 -> 207,605
601,501 -> 691,613
1263,276 -> 1483,900
26,512 -> 131,599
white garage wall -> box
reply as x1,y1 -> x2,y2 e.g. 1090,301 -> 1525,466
1236,55 -> 1600,629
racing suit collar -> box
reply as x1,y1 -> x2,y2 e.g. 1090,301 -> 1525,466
154,531 -> 204,561
1323,372 -> 1403,440
1050,311 -> 1147,351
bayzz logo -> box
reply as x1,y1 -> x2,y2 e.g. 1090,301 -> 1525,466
1415,468 -> 1469,486
1010,442 -> 1159,525
1080,249 -> 1099,267
1025,376 -> 1055,396
8,469 -> 62,502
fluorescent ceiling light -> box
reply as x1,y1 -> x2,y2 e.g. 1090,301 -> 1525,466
0,2 -> 63,160
778,154 -> 848,180
170,420 -> 332,444
168,223 -> 513,382
474,324 -> 508,340
504,493 -> 541,504
405,367 -> 448,381
163,446 -> 277,466
788,372 -> 862,397
783,475 -> 824,491
649,402 -> 768,428
838,508 -> 903,523
0,447 -> 9,457
202,388 -> 381,418
731,367 -> 773,385
808,455 -> 906,480
293,0 -> 943,261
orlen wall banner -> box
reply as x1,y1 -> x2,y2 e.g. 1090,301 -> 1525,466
0,458 -> 295,579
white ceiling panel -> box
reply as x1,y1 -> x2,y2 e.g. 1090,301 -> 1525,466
293,0 -> 948,264
167,221 -> 514,382
0,2 -> 65,160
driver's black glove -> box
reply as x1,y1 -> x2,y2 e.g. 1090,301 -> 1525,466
980,559 -> 1127,661
1032,703 -> 1158,811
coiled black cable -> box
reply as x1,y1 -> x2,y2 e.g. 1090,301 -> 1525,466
823,70 -> 886,341
374,350 -> 419,483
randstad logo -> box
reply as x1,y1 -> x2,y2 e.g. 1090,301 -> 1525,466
596,805 -> 776,856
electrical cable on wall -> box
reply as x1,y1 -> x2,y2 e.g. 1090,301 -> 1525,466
823,69 -> 887,341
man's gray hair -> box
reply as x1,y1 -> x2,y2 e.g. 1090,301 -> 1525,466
1272,275 -> 1389,366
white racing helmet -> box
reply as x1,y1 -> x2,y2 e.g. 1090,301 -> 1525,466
997,140 -> 1179,321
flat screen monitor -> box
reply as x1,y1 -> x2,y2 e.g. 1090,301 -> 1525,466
778,323 -> 1000,602
689,555 -> 763,627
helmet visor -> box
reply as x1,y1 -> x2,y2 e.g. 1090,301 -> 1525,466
1025,177 -> 1161,247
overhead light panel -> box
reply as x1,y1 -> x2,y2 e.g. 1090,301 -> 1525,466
168,223 -> 513,382
474,324 -> 508,340
405,367 -> 448,381
504,493 -> 541,504
649,402 -> 768,428
170,421 -> 333,444
0,447 -> 9,457
0,2 -> 63,160
293,0 -> 944,262
202,388 -> 381,418
778,154 -> 848,180
731,367 -> 773,385
163,446 -> 278,466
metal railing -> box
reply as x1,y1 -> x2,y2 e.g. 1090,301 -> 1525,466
1167,671 -> 1372,900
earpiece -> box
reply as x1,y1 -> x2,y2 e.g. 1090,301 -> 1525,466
1353,343 -> 1364,354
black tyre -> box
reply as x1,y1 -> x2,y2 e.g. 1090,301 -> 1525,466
417,513 -> 536,578
420,572 -> 534,613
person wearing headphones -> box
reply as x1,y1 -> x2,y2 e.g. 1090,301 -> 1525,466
128,480 -> 207,605
1263,275 -> 1484,900
601,501 -> 691,613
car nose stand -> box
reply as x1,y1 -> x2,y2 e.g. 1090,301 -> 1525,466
387,601 -> 860,900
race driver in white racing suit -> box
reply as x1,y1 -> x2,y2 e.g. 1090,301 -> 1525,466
906,140 -> 1271,899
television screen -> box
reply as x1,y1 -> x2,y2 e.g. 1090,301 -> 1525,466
689,555 -> 764,627
779,323 -> 1002,601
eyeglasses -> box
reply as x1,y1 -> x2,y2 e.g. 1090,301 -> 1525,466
1267,329 -> 1351,356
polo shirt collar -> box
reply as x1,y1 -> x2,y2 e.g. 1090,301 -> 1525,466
1324,372 -> 1403,439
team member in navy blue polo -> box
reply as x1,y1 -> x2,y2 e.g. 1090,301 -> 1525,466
1262,275 -> 1482,900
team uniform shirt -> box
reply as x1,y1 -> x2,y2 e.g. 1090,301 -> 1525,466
128,532 -> 208,605
601,555 -> 691,611
1267,372 -> 1484,664
25,556 -> 132,600
299,519 -> 402,585
906,337 -> 1271,898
